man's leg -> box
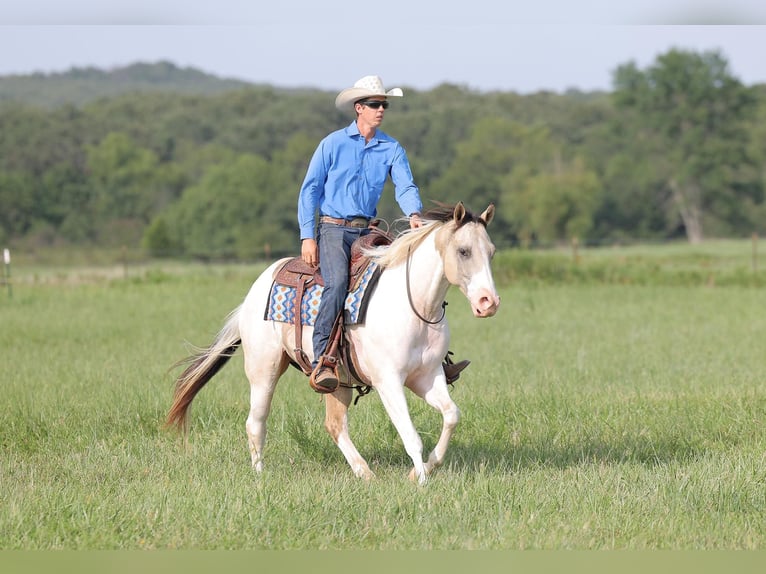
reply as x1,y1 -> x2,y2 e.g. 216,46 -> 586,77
310,225 -> 352,392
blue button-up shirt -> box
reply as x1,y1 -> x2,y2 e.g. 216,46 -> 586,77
298,121 -> 423,240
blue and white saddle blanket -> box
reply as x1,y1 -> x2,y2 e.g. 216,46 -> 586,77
266,262 -> 381,326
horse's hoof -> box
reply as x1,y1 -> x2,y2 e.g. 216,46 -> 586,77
408,467 -> 428,485
356,467 -> 376,481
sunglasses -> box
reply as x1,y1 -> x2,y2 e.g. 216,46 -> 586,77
358,100 -> 389,110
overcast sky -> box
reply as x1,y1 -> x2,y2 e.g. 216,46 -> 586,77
2,1 -> 766,94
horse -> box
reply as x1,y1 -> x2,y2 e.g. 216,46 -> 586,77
166,202 -> 500,484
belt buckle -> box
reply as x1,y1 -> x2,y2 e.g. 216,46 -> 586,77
349,217 -> 368,228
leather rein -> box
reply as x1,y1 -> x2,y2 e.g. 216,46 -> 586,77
406,245 -> 447,325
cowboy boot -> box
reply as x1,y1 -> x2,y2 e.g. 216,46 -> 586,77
309,312 -> 344,393
309,355 -> 339,393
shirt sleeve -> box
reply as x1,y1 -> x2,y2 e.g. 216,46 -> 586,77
390,145 -> 423,217
297,141 -> 329,240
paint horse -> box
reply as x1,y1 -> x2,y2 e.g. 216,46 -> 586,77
166,202 -> 500,484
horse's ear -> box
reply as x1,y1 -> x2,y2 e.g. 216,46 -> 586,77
480,204 -> 495,226
453,202 -> 466,224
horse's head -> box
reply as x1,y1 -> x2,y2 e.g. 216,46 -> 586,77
435,202 -> 500,318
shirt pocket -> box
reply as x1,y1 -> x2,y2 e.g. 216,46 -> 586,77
363,156 -> 392,189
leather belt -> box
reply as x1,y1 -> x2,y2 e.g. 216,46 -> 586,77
320,215 -> 370,229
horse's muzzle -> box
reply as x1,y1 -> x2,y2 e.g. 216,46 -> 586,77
473,291 -> 500,318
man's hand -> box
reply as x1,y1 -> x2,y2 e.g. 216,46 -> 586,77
409,212 -> 422,229
301,238 -> 319,267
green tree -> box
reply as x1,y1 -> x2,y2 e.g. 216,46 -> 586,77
143,216 -> 177,256
430,117 -> 532,227
40,163 -> 96,242
0,171 -> 36,238
594,150 -> 668,241
504,156 -> 600,245
85,132 -> 187,245
612,49 -> 760,243
86,132 -> 162,220
432,116 -> 601,246
742,86 -> 766,233
164,153 -> 297,260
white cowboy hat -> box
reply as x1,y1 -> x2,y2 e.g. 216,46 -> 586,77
335,75 -> 404,112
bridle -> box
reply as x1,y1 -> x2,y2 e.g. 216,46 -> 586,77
405,245 -> 447,325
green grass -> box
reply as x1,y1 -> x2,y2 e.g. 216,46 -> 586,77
495,238 -> 766,287
1,247 -> 765,549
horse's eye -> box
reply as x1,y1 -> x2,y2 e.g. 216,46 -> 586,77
458,247 -> 471,258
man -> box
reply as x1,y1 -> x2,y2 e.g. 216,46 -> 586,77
298,75 -> 423,393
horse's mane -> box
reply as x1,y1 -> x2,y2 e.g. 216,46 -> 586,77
366,203 -> 480,268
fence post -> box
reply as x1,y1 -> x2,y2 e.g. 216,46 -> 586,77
571,236 -> 580,265
3,248 -> 11,298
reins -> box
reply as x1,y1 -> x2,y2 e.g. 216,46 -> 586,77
405,245 -> 446,325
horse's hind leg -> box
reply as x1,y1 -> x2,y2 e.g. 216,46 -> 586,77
406,374 -> 461,479
325,386 -> 375,480
244,351 -> 290,472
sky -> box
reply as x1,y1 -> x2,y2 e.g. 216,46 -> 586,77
2,1 -> 766,94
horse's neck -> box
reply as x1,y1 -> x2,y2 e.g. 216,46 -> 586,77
400,234 -> 450,318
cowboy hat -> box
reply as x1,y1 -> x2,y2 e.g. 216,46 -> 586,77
335,75 -> 404,112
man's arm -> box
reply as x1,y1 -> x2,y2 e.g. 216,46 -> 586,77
301,238 -> 318,267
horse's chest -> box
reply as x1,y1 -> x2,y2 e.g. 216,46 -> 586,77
381,326 -> 447,364
420,329 -> 449,361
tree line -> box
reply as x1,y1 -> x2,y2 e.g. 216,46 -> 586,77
1,49 -> 765,260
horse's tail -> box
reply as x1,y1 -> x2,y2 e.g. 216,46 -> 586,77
165,305 -> 243,432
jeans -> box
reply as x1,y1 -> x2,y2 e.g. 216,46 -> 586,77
312,222 -> 370,367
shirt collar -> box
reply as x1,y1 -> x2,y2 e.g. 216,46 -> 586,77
345,120 -> 379,144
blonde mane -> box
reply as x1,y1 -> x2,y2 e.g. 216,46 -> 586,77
364,203 -> 487,268
364,219 -> 448,268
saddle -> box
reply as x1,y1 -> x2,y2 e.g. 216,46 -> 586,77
272,225 -> 394,376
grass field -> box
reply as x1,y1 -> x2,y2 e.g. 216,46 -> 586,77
1,243 -> 765,549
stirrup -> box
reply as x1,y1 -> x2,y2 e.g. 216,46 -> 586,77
443,351 -> 470,385
309,356 -> 339,394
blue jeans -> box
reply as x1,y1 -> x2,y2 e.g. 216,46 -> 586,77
312,222 -> 370,367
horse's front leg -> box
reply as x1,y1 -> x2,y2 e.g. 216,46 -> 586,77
325,385 -> 375,481
374,376 -> 428,484
406,370 -> 461,479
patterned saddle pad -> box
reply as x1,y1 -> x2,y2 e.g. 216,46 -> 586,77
266,262 -> 381,326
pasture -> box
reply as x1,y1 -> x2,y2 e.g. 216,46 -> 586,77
1,242 -> 765,549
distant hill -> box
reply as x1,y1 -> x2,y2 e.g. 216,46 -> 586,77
0,61 -> 257,108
